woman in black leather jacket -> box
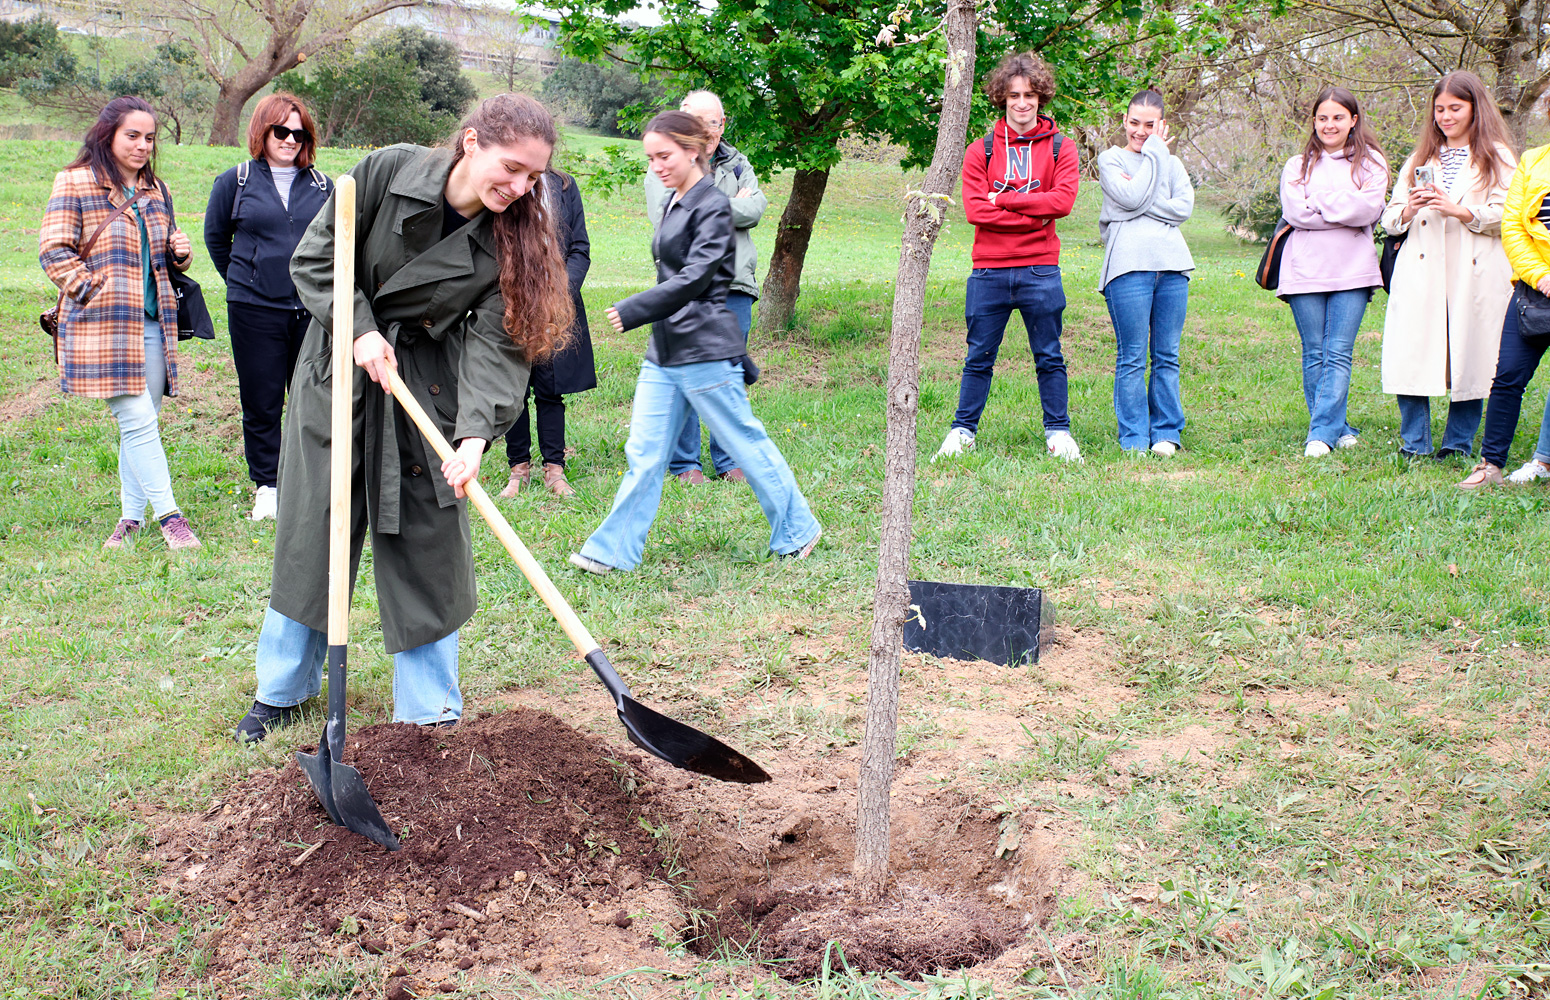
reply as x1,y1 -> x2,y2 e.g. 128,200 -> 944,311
569,110 -> 820,574
204,94 -> 331,521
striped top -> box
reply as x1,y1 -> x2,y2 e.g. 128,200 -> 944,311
1540,193 -> 1550,225
1439,145 -> 1470,191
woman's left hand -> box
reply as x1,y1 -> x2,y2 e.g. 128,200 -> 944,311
606,306 -> 624,333
441,437 -> 487,499
1422,185 -> 1471,222
167,230 -> 192,263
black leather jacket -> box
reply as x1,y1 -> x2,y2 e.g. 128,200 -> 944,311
613,174 -> 745,366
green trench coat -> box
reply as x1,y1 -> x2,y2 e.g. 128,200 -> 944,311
269,144 -> 530,653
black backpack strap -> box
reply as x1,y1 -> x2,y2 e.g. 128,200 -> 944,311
983,132 -> 994,168
231,161 -> 249,221
310,167 -> 329,191
1052,134 -> 1062,162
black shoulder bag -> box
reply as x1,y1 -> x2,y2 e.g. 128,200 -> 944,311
1254,219 -> 1294,291
156,181 -> 216,341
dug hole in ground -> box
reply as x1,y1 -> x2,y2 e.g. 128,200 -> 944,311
147,633 -> 1106,995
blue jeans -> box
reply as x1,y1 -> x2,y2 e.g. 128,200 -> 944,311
582,359 -> 820,571
254,606 -> 461,724
1480,288 -> 1550,468
1103,270 -> 1188,450
669,292 -> 755,476
952,265 -> 1069,434
105,319 -> 179,521
1286,289 -> 1368,446
1395,395 -> 1483,456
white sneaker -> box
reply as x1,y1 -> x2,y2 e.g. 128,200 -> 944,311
1336,433 -> 1360,449
1304,441 -> 1331,457
1046,430 -> 1082,463
1150,441 -> 1177,457
1507,459 -> 1550,484
568,552 -> 613,575
932,427 -> 975,462
251,485 -> 278,521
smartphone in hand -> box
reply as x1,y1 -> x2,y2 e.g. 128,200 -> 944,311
1414,164 -> 1437,188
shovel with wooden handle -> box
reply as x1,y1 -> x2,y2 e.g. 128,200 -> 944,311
383,366 -> 771,784
295,174 -> 402,850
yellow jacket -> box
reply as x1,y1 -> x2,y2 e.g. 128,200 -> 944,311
1502,143 -> 1550,287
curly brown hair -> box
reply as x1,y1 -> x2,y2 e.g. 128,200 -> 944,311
446,94 -> 574,364
984,52 -> 1056,111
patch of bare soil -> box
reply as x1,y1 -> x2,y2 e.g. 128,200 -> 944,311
0,376 -> 59,425
152,706 -> 1065,993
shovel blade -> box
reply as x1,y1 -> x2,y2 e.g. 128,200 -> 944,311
329,759 -> 401,851
617,695 -> 771,784
296,732 -> 342,826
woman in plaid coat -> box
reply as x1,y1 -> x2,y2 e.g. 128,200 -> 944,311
39,96 -> 200,550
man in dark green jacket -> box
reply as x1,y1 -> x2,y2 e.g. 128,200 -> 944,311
645,89 -> 769,484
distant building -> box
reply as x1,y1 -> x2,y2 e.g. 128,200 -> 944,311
382,0 -> 560,74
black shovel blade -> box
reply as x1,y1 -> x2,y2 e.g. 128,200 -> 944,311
296,731 -> 342,826
329,758 -> 401,851
294,647 -> 402,850
616,694 -> 771,784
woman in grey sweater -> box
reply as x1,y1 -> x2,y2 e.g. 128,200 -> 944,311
1097,90 -> 1196,455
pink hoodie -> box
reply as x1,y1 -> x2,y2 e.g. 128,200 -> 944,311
1277,148 -> 1388,295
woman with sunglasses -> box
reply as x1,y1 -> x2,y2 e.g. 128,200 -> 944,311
204,94 -> 333,521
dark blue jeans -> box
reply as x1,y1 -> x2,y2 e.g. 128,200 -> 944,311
1480,287 -> 1549,468
1395,395 -> 1482,456
669,291 -> 755,475
951,264 -> 1069,434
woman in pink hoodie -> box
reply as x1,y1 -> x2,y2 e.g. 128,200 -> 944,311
1278,87 -> 1389,457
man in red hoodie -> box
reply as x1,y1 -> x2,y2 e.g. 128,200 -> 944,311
934,51 -> 1082,463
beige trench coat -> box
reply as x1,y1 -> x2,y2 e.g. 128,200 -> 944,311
1380,145 -> 1516,401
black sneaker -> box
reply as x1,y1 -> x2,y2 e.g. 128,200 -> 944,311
234,701 -> 300,743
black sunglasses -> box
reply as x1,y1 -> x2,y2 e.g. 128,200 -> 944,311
270,124 -> 311,144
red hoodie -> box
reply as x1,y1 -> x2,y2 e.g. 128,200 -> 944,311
960,114 -> 1080,267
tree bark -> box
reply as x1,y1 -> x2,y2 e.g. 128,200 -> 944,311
757,166 -> 830,333
852,0 -> 977,905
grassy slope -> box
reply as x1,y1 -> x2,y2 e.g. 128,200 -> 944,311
0,136 -> 1546,999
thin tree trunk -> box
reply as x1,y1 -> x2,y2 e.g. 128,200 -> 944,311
757,166 -> 830,332
852,0 -> 977,905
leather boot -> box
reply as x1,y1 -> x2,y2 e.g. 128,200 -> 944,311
543,463 -> 575,497
498,462 -> 531,498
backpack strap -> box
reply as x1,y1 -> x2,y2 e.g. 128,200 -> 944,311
1052,134 -> 1062,162
309,167 -> 329,192
985,131 -> 1062,167
230,160 -> 250,221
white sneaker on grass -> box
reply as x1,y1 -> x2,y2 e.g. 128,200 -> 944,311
1046,430 -> 1082,463
1304,441 -> 1331,457
932,427 -> 975,462
1336,433 -> 1360,449
1150,441 -> 1177,457
1507,459 -> 1550,484
251,485 -> 277,521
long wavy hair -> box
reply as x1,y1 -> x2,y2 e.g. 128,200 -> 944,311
1298,86 -> 1384,185
68,95 -> 159,188
446,94 -> 573,363
1406,71 -> 1515,188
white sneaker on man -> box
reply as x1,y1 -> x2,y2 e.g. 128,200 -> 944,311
1304,441 -> 1331,457
1507,459 -> 1550,484
933,427 -> 975,462
1046,430 -> 1082,463
251,485 -> 278,521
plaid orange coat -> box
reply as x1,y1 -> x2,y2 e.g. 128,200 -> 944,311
39,166 -> 191,399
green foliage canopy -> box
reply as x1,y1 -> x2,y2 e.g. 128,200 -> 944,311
539,56 -> 668,137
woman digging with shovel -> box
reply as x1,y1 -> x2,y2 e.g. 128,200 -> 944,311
235,94 -> 574,743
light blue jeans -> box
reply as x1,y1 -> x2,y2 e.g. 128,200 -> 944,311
1103,270 -> 1188,450
104,320 -> 179,521
1286,289 -> 1369,447
669,292 -> 755,476
582,358 -> 820,571
1395,395 -> 1483,456
254,606 -> 461,725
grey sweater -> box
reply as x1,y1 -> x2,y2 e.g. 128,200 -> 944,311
1096,135 -> 1195,289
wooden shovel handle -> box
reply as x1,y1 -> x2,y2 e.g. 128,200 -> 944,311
327,175 -> 356,647
381,366 -> 603,659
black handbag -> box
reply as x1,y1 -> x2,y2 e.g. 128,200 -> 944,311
156,181 -> 215,341
1255,218 -> 1294,291
1378,230 -> 1408,294
1518,281 -> 1550,337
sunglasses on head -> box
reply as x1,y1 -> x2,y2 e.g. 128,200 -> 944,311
270,124 -> 311,143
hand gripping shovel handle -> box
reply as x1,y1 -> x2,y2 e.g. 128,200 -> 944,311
383,367 -> 770,784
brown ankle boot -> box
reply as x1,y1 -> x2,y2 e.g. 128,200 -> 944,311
498,462 -> 531,498
543,463 -> 575,497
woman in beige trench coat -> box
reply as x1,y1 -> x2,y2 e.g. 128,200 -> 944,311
1381,71 -> 1517,458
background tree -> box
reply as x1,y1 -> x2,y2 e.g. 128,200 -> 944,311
141,0 -> 428,146
853,0 -> 977,904
274,28 -> 476,147
0,16 -> 64,89
538,56 -> 667,137
18,40 -> 216,143
546,0 -> 1267,333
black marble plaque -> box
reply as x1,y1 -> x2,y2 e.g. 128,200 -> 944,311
902,579 -> 1053,666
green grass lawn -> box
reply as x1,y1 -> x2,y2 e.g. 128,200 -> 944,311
0,137 -> 1547,999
